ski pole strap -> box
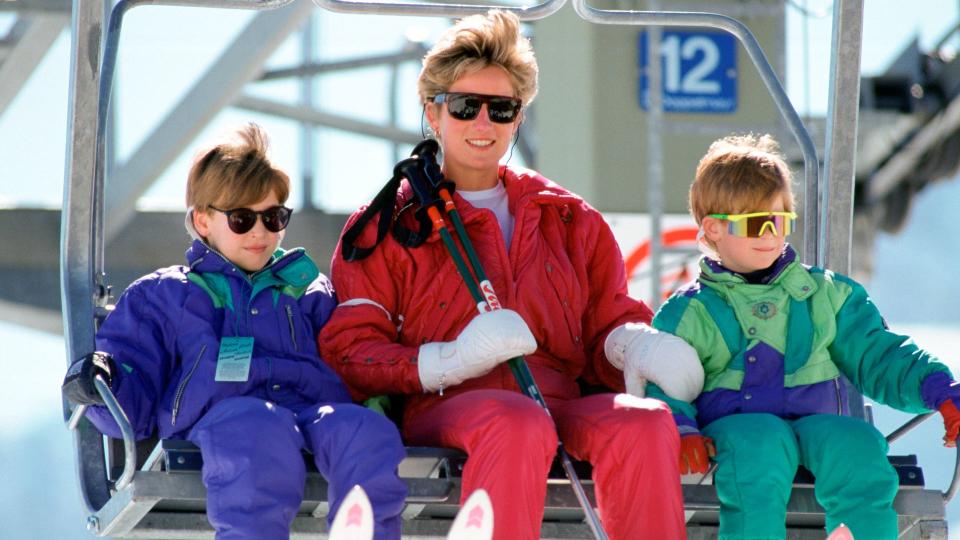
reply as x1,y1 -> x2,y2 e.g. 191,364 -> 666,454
391,140 -> 456,253
389,200 -> 435,250
340,140 -> 449,262
340,171 -> 401,262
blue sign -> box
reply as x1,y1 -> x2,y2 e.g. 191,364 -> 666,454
638,30 -> 737,114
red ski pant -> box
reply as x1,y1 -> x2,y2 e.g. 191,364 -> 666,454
404,389 -> 685,540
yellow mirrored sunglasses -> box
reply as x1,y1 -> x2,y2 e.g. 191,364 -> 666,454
707,211 -> 798,237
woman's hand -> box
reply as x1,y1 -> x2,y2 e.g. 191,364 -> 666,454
605,322 -> 704,402
417,309 -> 537,393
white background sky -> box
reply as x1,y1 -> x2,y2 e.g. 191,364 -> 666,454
2,0 -> 960,209
1,0 -> 959,537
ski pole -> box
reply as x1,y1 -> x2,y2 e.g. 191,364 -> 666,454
415,193 -> 609,540
411,141 -> 549,405
431,195 -> 608,539
433,190 -> 544,400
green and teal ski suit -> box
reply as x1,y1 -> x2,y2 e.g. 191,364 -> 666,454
651,245 -> 952,539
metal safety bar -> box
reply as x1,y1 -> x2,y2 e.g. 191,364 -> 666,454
885,412 -> 960,504
312,0 -> 565,21
67,377 -> 138,492
568,2 -> 821,267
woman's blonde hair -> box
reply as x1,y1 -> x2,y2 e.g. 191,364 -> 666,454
418,10 -> 538,106
689,134 -> 796,225
186,123 -> 290,212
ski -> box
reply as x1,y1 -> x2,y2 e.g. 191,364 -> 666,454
826,524 -> 854,540
327,486 -> 493,540
447,489 -> 494,540
329,485 -> 375,540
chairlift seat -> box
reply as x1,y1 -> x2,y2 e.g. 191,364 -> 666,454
82,436 -> 949,540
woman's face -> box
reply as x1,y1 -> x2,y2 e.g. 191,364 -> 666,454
427,65 -> 522,188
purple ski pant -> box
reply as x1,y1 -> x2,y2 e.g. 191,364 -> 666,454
187,396 -> 406,540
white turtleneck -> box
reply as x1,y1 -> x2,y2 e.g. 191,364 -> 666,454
458,181 -> 514,251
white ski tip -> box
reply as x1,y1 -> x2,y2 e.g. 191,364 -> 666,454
826,524 -> 854,540
329,485 -> 374,540
447,489 -> 494,540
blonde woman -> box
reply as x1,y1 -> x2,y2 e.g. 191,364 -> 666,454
321,12 -> 695,540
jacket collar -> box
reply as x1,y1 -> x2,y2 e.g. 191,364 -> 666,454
700,245 -> 817,300
185,239 -> 317,288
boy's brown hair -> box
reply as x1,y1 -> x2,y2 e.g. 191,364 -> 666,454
418,10 -> 538,107
690,134 -> 795,224
186,123 -> 290,212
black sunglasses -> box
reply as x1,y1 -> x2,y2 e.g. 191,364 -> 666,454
209,205 -> 292,234
431,92 -> 522,124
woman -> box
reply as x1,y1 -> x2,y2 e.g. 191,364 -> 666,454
320,10 -> 695,540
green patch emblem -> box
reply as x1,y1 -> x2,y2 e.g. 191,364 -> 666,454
752,301 -> 777,320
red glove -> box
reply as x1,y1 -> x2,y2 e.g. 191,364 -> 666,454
679,434 -> 715,474
940,400 -> 960,448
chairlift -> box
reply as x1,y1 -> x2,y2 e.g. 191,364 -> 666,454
60,0 -> 958,537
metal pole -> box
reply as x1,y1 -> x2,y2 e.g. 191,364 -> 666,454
389,49 -> 402,163
822,0 -> 863,275
300,15 -> 316,210
646,1 -> 663,310
61,0 -> 108,513
822,0 -> 865,418
313,0 -> 566,20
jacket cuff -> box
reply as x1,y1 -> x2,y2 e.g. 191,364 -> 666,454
674,413 -> 699,436
921,371 -> 957,410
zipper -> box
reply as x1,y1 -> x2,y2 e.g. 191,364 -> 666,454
172,344 -> 206,426
833,377 -> 843,415
285,305 -> 299,352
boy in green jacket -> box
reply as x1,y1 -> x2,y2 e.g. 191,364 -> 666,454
650,134 -> 959,539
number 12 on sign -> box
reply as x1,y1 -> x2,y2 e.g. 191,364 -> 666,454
638,30 -> 738,114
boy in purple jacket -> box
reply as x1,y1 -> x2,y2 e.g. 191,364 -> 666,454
62,124 -> 406,540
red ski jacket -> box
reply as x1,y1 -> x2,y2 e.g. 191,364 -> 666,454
320,165 -> 653,424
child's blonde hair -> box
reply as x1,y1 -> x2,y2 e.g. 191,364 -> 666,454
690,134 -> 796,225
418,10 -> 538,106
186,123 -> 290,212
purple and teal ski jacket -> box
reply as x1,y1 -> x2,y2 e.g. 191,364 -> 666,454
86,239 -> 351,440
651,245 -> 952,427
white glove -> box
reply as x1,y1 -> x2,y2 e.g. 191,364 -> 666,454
418,309 -> 537,393
604,322 -> 704,402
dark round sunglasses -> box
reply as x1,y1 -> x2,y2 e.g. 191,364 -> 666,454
209,205 -> 292,234
431,92 -> 522,124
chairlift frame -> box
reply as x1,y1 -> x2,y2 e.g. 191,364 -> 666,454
60,0 -> 958,537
